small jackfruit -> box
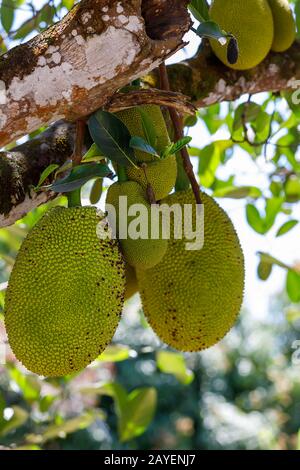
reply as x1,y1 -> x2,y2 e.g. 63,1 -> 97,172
124,263 -> 139,300
5,207 -> 125,377
116,105 -> 170,163
106,181 -> 168,270
267,0 -> 296,52
127,155 -> 177,201
116,105 -> 177,200
137,190 -> 244,352
209,0 -> 274,70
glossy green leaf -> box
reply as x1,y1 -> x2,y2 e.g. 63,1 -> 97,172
188,0 -> 209,22
47,162 -> 113,193
119,387 -> 157,442
88,111 -> 137,167
286,270 -> 300,303
276,220 -> 298,237
157,351 -> 194,385
35,164 -> 59,190
130,136 -> 159,158
0,406 -> 29,437
98,345 -> 133,363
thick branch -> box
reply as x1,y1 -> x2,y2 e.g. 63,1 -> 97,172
164,41 -> 300,107
0,121 -> 75,227
0,0 -> 190,147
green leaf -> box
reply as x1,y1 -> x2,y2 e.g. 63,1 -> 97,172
130,136 -> 159,158
88,111 -> 137,167
97,345 -> 133,363
213,185 -> 262,199
162,137 -> 192,158
188,0 -> 209,22
90,178 -> 103,205
0,406 -> 29,437
8,366 -> 41,403
195,20 -> 228,43
119,388 -> 157,443
246,204 -> 265,234
156,351 -> 194,385
276,220 -> 298,237
26,411 -> 98,444
35,164 -> 59,190
286,270 -> 300,303
83,143 -> 103,161
48,162 -> 113,193
1,0 -> 15,33
257,261 -> 273,281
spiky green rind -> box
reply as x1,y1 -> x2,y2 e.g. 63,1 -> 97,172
5,207 -> 125,377
137,190 -> 245,351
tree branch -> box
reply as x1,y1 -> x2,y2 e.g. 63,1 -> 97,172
0,0 -> 190,147
0,121 -> 75,227
2,1 -> 300,227
164,41 -> 300,107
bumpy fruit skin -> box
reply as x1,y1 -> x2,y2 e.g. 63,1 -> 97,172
106,181 -> 168,270
5,207 -> 125,377
127,155 -> 177,201
209,0 -> 274,70
124,263 -> 139,300
137,190 -> 245,352
116,105 -> 170,162
267,0 -> 296,52
115,105 -> 177,200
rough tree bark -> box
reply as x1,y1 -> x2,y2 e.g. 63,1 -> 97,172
0,121 -> 75,227
1,0 -> 300,227
0,0 -> 190,147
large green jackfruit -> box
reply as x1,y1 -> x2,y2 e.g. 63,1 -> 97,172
115,105 -> 177,200
267,0 -> 296,52
5,207 -> 125,377
209,0 -> 274,70
106,181 -> 168,270
137,190 -> 244,351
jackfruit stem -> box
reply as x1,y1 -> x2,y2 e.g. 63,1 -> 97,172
117,165 -> 128,183
158,63 -> 202,205
67,188 -> 82,207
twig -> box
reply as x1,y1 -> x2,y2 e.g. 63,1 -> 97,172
159,63 -> 202,205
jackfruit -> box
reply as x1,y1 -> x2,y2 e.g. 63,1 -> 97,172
115,105 -> 177,200
209,0 -> 274,70
137,190 -> 244,351
124,263 -> 139,300
127,155 -> 177,201
267,0 -> 296,52
5,207 -> 125,377
116,105 -> 170,163
106,181 -> 168,270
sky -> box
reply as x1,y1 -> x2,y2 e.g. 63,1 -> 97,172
2,1 -> 300,319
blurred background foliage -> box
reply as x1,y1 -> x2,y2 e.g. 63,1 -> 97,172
0,0 -> 300,451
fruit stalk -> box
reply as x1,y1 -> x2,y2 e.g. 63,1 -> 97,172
158,63 -> 202,205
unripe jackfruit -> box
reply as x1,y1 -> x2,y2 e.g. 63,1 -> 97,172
106,181 -> 167,270
5,207 -> 125,377
267,0 -> 296,52
209,0 -> 274,70
115,105 -> 177,200
137,190 -> 244,351
124,263 -> 139,300
116,106 -> 170,163
127,155 -> 177,201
